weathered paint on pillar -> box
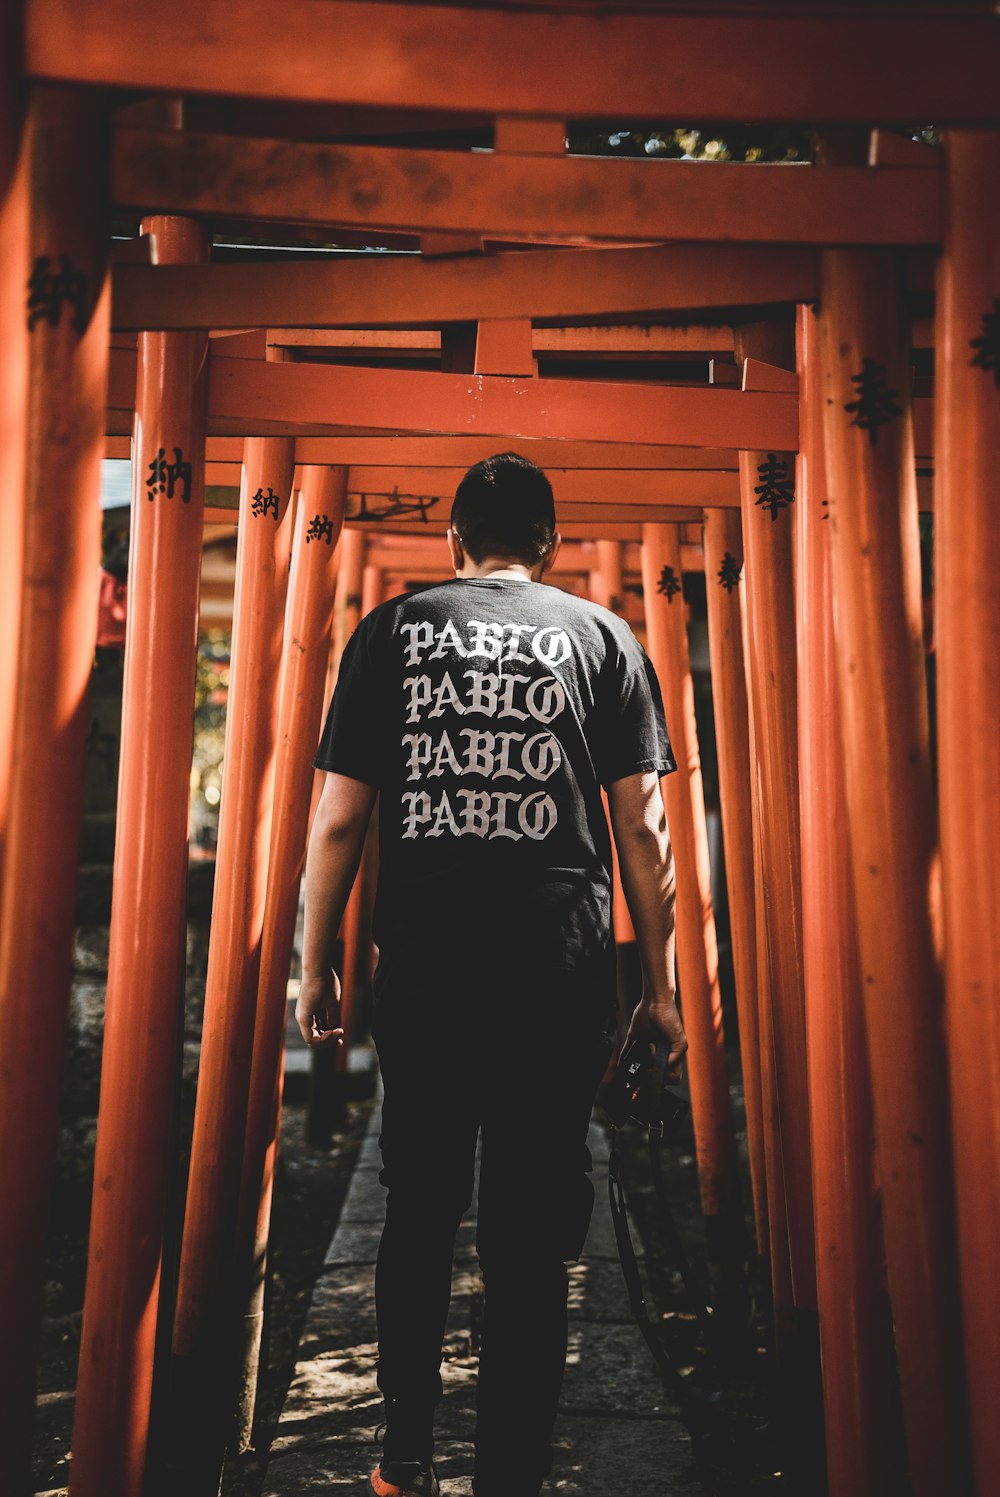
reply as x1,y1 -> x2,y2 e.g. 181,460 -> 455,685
936,129 -> 1000,1497
796,304 -> 892,1497
173,436 -> 295,1359
0,31 -> 28,885
736,325 -> 817,1314
0,86 -> 109,1492
69,213 -> 206,1497
235,466 -> 346,1447
817,247 -> 969,1497
641,523 -> 736,1219
702,510 -> 767,1256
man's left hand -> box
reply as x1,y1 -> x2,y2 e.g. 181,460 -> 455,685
296,970 -> 345,1048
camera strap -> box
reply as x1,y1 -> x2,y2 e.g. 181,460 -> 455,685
606,1066 -> 720,1404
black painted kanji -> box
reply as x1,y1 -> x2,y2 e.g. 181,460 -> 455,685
717,552 -> 742,592
754,453 -> 795,520
26,254 -> 88,334
969,298 -> 1000,388
145,447 -> 193,504
844,357 -> 902,447
251,486 -> 280,519
306,513 -> 335,544
657,565 -> 682,603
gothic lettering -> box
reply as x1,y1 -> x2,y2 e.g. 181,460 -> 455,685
531,627 -> 571,667
518,792 -> 558,841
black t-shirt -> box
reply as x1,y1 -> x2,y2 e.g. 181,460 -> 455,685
314,576 -> 676,1000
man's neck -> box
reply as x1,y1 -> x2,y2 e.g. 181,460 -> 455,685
456,558 -> 536,582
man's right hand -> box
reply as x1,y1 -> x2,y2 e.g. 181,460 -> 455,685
623,995 -> 688,1082
295,970 -> 345,1048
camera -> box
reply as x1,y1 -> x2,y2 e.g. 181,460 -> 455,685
599,1036 -> 690,1136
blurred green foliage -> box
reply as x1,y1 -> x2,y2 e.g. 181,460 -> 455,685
569,124 -> 812,162
569,125 -> 939,163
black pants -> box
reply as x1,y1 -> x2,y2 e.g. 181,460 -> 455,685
371,974 -> 613,1497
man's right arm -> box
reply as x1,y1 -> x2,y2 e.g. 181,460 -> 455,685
607,769 -> 687,1079
297,772 -> 377,1048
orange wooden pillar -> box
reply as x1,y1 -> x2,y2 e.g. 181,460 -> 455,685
66,209 -> 205,1497
334,527 -> 367,674
0,87 -> 109,1491
702,511 -> 767,1259
336,556 -> 384,1069
591,538 -> 624,615
641,524 -> 739,1259
796,304 -> 892,1497
235,465 -> 346,1447
935,130 -> 1000,1497
172,438 -> 295,1369
0,32 -> 28,885
746,726 -> 792,1330
817,249 -> 969,1496
735,327 -> 817,1322
589,540 -> 636,954
306,525 -> 366,1143
308,526 -> 365,827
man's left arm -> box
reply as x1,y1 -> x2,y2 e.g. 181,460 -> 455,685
297,772 -> 377,1047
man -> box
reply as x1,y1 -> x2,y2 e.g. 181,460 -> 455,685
298,453 -> 686,1497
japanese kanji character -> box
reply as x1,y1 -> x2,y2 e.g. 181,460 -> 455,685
26,254 -> 88,334
657,565 -> 682,602
970,299 -> 1000,388
251,486 -> 280,519
717,552 -> 742,592
754,453 -> 795,520
844,358 -> 902,447
306,513 -> 335,544
145,447 -> 193,504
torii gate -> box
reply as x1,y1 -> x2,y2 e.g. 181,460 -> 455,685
0,6 -> 997,1497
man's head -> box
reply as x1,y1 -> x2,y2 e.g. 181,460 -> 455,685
448,452 -> 559,577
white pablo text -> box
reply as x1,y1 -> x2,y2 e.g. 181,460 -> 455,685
398,618 -> 571,841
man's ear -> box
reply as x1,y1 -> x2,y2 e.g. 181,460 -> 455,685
540,531 -> 562,576
447,527 -> 465,573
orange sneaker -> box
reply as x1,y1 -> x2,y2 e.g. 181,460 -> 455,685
368,1461 -> 440,1497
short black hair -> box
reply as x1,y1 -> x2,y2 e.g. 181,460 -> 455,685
450,452 -> 556,566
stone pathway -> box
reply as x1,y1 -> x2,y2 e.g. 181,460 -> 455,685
264,1098 -> 704,1495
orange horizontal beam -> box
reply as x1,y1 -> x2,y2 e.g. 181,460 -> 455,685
354,517 -> 682,541
200,467 -> 741,504
108,349 -> 939,458
107,435 -> 742,470
206,351 -> 799,450
26,1 -> 1000,126
113,346 -> 793,449
205,497 -> 722,528
350,501 -> 716,526
110,130 -> 943,246
111,245 -> 821,332
341,466 -> 740,506
295,438 -> 743,471
268,326 -> 735,355
355,540 -> 605,572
